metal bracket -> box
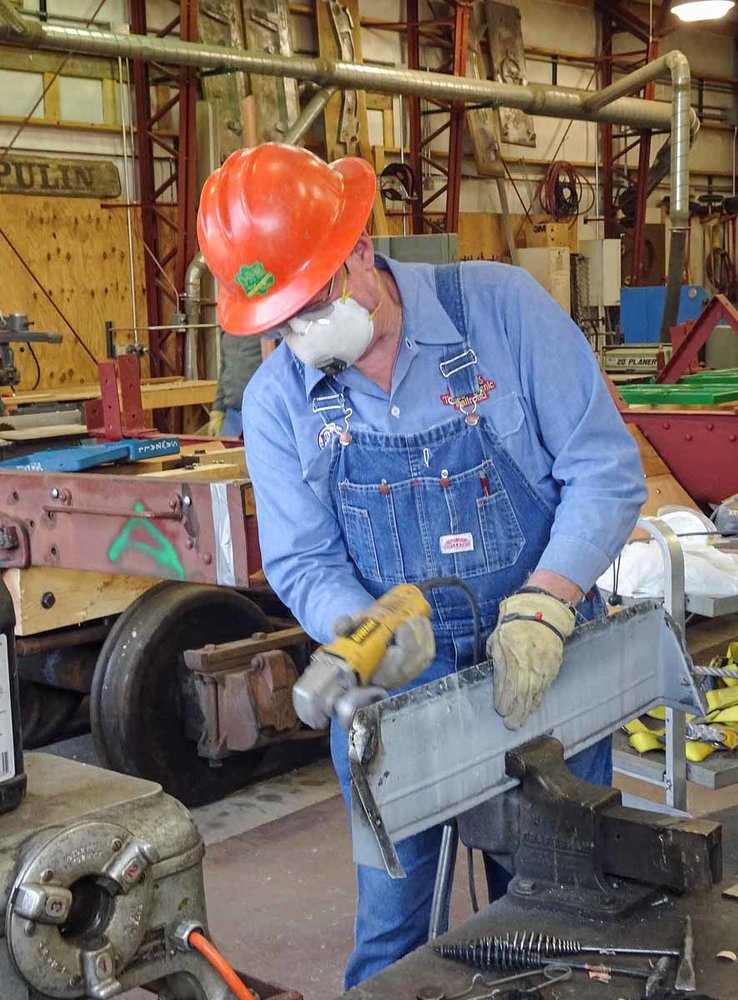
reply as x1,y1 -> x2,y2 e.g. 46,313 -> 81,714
0,516 -> 29,569
349,601 -> 705,876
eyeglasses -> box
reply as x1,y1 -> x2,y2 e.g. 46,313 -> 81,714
313,269 -> 338,307
264,265 -> 344,339
290,265 -> 345,323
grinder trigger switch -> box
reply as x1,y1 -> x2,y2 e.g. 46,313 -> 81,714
292,584 -> 434,731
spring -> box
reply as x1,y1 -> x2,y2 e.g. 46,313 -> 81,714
434,932 -> 582,972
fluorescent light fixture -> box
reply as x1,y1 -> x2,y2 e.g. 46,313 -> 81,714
671,0 -> 735,21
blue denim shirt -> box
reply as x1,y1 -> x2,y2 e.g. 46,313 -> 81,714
243,257 -> 646,643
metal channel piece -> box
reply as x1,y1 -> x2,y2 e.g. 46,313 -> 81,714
349,601 -> 705,876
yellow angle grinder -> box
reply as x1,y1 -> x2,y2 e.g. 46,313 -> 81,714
292,583 -> 433,730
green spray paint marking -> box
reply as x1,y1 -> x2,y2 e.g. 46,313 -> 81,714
108,502 -> 185,579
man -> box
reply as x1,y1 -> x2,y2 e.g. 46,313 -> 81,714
204,331 -> 263,436
198,143 -> 647,988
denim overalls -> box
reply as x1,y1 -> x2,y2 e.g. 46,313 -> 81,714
316,264 -> 611,988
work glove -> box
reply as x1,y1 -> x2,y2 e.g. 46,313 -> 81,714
201,409 -> 225,436
487,588 -> 576,731
332,613 -> 436,690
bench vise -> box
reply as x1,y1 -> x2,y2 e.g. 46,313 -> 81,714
458,736 -> 722,918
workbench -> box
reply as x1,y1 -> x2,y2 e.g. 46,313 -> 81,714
342,880 -> 738,999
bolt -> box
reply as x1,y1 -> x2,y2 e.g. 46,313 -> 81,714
183,496 -> 192,508
185,538 -> 194,549
111,838 -> 123,852
203,553 -> 212,565
169,498 -> 178,510
69,975 -> 83,988
41,592 -> 56,609
24,921 -> 36,937
50,487 -> 59,499
41,869 -> 53,883
516,878 -> 536,895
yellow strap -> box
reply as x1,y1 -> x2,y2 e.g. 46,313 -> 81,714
646,706 -> 696,722
628,731 -> 664,754
624,718 -> 665,736
720,645 -> 738,687
706,687 -> 738,712
706,706 -> 738,724
625,714 -> 738,760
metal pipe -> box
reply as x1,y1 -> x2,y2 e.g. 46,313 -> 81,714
184,250 -> 206,380
117,56 -> 138,345
0,6 -> 676,132
583,52 -> 694,229
283,86 -> 338,144
16,622 -> 111,658
584,52 -> 694,337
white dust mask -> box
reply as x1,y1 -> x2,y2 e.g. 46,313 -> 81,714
282,268 -> 378,374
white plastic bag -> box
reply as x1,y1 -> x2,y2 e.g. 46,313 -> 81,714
597,507 -> 738,599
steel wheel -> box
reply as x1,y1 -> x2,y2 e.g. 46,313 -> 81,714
90,581 -> 269,806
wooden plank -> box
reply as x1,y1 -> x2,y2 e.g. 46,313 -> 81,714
686,614 -> 738,664
137,462 -> 246,481
0,195 -> 146,390
641,472 -> 698,517
627,425 -> 699,541
4,567 -> 160,636
1,379 -> 217,412
0,423 -> 87,443
98,446 -> 247,477
628,425 -> 669,478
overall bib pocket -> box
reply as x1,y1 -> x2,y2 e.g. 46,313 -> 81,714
338,458 -> 525,584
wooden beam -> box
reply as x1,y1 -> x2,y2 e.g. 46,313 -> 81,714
1,379 -> 217,412
4,566 -> 160,636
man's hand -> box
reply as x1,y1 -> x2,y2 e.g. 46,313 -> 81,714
332,613 -> 435,690
487,589 -> 576,730
202,409 -> 225,436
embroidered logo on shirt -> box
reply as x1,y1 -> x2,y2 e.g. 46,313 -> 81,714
317,422 -> 342,450
439,532 -> 475,555
440,374 -> 496,411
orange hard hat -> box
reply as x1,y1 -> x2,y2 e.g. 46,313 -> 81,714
197,143 -> 377,336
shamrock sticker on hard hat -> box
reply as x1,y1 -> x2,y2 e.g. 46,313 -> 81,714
234,262 -> 276,298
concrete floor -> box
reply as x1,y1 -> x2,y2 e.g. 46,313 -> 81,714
109,750 -> 738,1000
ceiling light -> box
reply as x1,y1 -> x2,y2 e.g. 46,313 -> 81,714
671,0 -> 735,21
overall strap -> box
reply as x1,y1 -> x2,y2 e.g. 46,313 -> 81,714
433,263 -> 480,403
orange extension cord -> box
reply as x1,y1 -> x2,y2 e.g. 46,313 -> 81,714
189,930 -> 258,1000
